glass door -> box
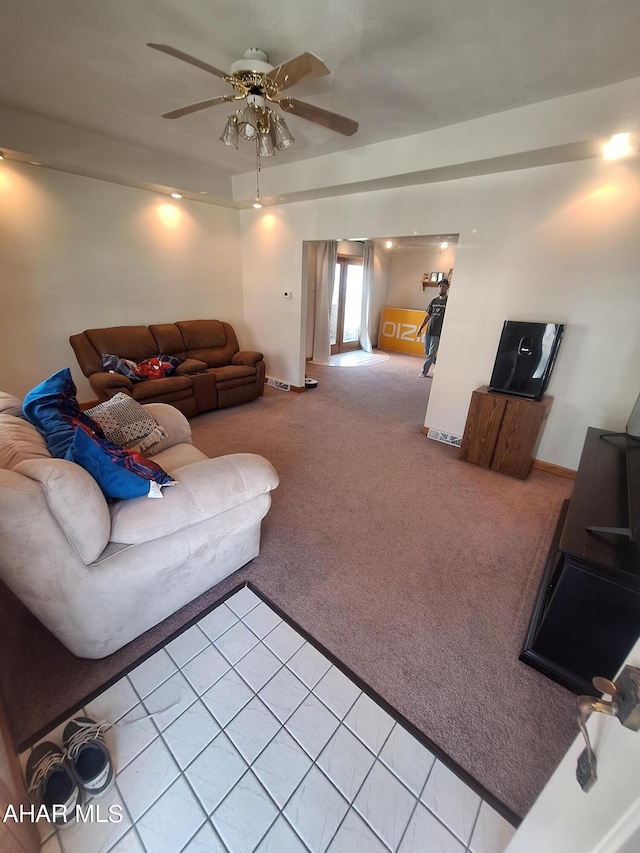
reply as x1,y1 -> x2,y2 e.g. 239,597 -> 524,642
330,257 -> 363,354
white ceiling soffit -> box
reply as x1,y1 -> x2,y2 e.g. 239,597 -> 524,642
1,0 -> 640,206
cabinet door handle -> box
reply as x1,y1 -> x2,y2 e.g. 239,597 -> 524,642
575,666 -> 640,791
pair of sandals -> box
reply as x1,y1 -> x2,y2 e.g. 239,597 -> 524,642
26,716 -> 114,828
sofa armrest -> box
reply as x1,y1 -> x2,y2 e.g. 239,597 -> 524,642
232,351 -> 264,367
13,458 -> 110,565
109,453 -> 279,545
89,371 -> 133,401
175,358 -> 208,375
142,403 -> 192,452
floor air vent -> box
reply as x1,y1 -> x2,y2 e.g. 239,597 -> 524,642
427,428 -> 463,448
266,377 -> 291,391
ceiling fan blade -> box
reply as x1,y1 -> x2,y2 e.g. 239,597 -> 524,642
267,52 -> 329,91
147,43 -> 228,79
279,98 -> 358,136
162,96 -> 233,119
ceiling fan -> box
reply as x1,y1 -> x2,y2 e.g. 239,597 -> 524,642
147,44 -> 359,138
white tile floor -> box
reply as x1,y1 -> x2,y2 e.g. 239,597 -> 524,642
23,586 -> 517,853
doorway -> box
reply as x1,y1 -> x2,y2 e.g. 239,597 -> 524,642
330,256 -> 363,354
303,236 -> 458,372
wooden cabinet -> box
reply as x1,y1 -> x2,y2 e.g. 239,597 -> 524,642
459,386 -> 550,479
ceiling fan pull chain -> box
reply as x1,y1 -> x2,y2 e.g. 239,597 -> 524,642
255,142 -> 262,203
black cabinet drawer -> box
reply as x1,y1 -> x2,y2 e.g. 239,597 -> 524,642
528,557 -> 640,691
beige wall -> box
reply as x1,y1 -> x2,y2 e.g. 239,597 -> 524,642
0,162 -> 243,401
239,154 -> 640,470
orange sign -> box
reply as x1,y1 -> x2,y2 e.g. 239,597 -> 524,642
377,307 -> 425,356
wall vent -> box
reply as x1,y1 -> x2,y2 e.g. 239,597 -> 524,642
427,428 -> 463,448
266,377 -> 291,391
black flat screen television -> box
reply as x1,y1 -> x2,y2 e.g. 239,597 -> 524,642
488,321 -> 565,400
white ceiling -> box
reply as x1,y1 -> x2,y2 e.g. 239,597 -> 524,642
2,0 -> 640,204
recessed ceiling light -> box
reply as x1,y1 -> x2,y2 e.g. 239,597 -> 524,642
170,192 -> 183,199
440,241 -> 448,249
385,240 -> 393,249
0,153 -> 4,160
603,132 -> 632,160
252,201 -> 263,209
197,191 -> 208,195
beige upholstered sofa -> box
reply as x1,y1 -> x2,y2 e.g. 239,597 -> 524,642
0,391 -> 278,659
70,319 -> 265,417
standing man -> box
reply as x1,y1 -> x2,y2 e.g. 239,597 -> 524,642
418,280 -> 449,377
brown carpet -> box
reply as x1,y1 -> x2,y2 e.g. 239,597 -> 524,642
0,352 -> 576,820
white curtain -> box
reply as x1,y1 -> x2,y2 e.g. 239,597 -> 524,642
312,240 -> 337,362
360,241 -> 374,353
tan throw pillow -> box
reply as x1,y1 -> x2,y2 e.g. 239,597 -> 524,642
85,393 -> 168,454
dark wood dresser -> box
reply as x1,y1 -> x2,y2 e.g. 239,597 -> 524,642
521,427 -> 640,694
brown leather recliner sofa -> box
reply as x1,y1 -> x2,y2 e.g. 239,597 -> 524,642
70,319 -> 265,417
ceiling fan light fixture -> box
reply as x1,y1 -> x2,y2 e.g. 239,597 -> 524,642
258,130 -> 275,157
273,115 -> 295,150
150,43 -> 358,163
237,104 -> 259,140
220,115 -> 239,148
